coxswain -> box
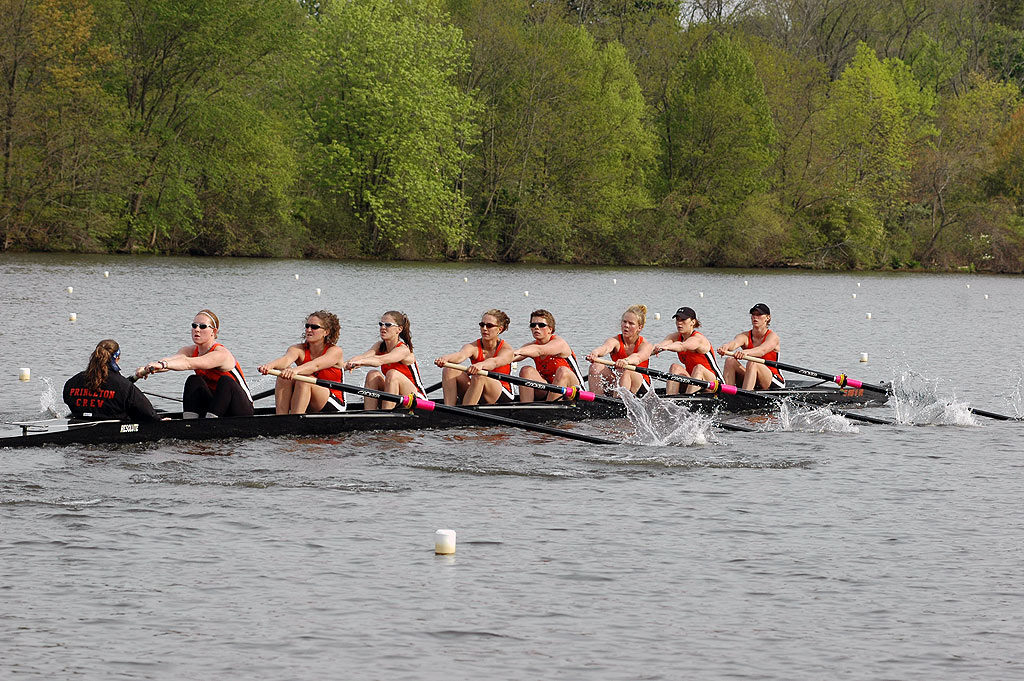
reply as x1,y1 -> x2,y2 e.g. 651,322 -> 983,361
433,310 -> 516,406
257,310 -> 346,414
63,340 -> 161,421
585,304 -> 653,397
513,309 -> 584,403
344,311 -> 427,410
651,306 -> 725,395
716,302 -> 785,390
136,309 -> 254,417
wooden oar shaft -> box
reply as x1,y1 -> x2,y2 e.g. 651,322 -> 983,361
267,369 -> 616,445
441,362 -> 605,403
593,358 -> 894,426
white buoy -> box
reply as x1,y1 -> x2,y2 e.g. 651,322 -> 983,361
294,274 -> 299,280
103,271 -> 109,278
69,312 -> 77,322
19,368 -> 30,382
966,284 -> 970,289
315,288 -> 321,295
699,291 -> 704,298
852,293 -> 857,299
865,312 -> 872,319
984,294 -> 989,299
654,312 -> 661,320
66,286 -> 73,294
524,291 -> 529,297
857,282 -> 861,287
744,280 -> 748,286
463,277 -> 468,282
860,353 -> 869,363
435,529 -> 456,555
613,278 -> 617,284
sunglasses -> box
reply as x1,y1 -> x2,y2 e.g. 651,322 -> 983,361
304,323 -> 322,330
191,323 -> 212,329
529,322 -> 548,328
479,322 -> 499,329
378,321 -> 398,328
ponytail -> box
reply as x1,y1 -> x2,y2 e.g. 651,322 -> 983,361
85,339 -> 119,392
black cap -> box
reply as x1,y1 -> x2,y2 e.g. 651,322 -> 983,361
749,303 -> 771,316
673,306 -> 697,320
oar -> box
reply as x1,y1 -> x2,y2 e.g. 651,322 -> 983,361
265,369 -> 617,445
591,358 -> 894,425
446,361 -> 757,433
721,351 -> 1017,422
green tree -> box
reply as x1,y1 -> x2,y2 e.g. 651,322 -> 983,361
455,0 -> 654,263
301,0 -> 477,258
656,32 -> 778,265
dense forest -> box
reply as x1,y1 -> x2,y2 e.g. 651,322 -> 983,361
4,0 -> 1024,270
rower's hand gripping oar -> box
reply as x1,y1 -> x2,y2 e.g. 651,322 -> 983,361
591,357 -> 895,426
441,362 -> 598,402
266,369 -> 617,446
720,350 -> 1017,422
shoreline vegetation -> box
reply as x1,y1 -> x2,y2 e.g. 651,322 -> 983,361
4,1 -> 1024,273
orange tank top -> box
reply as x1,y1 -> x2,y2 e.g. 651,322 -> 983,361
300,344 -> 345,404
475,339 -> 512,393
193,343 -> 252,400
611,334 -> 650,385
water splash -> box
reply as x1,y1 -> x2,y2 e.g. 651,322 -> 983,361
888,368 -> 979,426
616,388 -> 718,446
39,377 -> 69,418
1009,366 -> 1024,418
770,400 -> 859,433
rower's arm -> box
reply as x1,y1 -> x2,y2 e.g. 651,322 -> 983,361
434,343 -> 474,368
622,340 -> 654,365
740,330 -> 779,359
717,334 -> 747,355
475,344 -> 515,371
294,345 -> 344,375
257,346 -> 303,374
585,337 -> 618,361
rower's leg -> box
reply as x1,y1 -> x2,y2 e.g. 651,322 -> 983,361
618,369 -> 644,394
665,363 -> 686,395
462,374 -> 495,406
440,365 -> 466,406
288,380 -> 313,414
692,365 -> 717,393
549,366 -> 581,401
382,370 -> 417,411
723,357 -> 742,387
363,371 -> 384,410
275,376 -> 293,415
588,364 -> 612,395
209,376 -> 254,417
741,362 -> 768,390
306,385 -> 330,413
518,366 -> 542,403
183,375 -> 213,417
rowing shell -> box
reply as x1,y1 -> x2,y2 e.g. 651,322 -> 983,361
0,380 -> 887,448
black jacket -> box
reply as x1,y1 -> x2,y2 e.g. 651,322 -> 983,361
63,370 -> 161,421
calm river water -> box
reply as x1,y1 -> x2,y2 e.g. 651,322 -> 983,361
1,253 -> 1023,680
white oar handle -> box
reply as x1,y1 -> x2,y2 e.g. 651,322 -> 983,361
721,349 -> 766,365
443,361 -> 475,373
590,356 -> 637,371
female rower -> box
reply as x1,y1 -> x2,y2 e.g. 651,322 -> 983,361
136,309 -> 254,418
651,306 -> 724,395
63,339 -> 161,421
585,304 -> 653,397
513,309 -> 584,403
433,309 -> 515,406
257,311 -> 345,414
345,310 -> 426,410
716,302 -> 785,390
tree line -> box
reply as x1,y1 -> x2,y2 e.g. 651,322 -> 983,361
4,0 -> 1024,271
